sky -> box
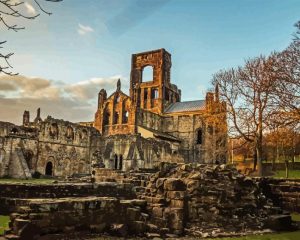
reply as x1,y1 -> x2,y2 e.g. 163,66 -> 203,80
0,0 -> 299,124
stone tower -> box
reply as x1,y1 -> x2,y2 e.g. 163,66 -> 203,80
23,110 -> 30,126
129,48 -> 181,114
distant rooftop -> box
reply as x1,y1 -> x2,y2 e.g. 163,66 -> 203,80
164,100 -> 205,113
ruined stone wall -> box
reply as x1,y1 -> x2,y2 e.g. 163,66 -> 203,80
260,178 -> 300,213
136,109 -> 163,132
0,117 -> 101,178
99,134 -> 175,171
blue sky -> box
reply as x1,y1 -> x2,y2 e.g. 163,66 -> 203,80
0,0 -> 299,123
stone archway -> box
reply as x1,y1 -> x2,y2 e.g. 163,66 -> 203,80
45,162 -> 53,176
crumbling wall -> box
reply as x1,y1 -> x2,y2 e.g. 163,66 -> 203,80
138,163 -> 292,237
260,178 -> 300,213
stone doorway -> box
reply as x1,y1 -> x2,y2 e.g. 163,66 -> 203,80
45,162 -> 53,176
119,154 -> 123,170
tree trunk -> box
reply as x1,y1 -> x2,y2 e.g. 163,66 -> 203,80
253,147 -> 257,171
256,143 -> 263,177
256,112 -> 263,177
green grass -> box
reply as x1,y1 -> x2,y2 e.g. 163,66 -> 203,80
207,231 -> 300,240
291,212 -> 300,221
0,178 -> 55,184
0,215 -> 9,235
272,170 -> 300,179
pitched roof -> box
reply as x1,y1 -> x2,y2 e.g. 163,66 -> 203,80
164,100 -> 206,113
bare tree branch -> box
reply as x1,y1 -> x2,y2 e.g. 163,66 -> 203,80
0,0 -> 62,75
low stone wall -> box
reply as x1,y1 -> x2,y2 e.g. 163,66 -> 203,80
0,182 -> 136,215
0,182 -> 135,199
4,197 -> 149,239
260,178 -> 300,213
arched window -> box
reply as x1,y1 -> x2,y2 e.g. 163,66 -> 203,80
119,155 -> 123,170
196,129 -> 202,144
103,110 -> 110,126
80,129 -> 88,140
114,154 -> 118,170
142,66 -> 153,82
123,111 -> 129,124
115,94 -> 120,103
114,112 -> 119,124
66,126 -> 74,140
49,123 -> 58,137
11,128 -> 18,134
152,89 -> 158,99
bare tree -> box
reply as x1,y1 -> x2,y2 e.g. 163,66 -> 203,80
212,56 -> 279,176
273,21 -> 300,124
0,0 -> 62,75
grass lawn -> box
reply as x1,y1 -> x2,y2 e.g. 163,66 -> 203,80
0,178 -> 55,184
273,170 -> 300,179
0,215 -> 9,235
205,231 -> 300,240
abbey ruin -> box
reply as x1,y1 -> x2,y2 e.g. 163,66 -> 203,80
0,49 -> 227,179
0,50 -> 297,240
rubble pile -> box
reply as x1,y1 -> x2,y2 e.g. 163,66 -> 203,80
139,162 -> 293,238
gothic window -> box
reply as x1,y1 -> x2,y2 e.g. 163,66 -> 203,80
142,65 -> 153,82
152,88 -> 158,99
123,110 -> 129,124
114,111 -> 119,124
80,129 -> 88,140
144,88 -> 148,100
49,123 -> 58,138
196,129 -> 202,144
119,154 -> 123,170
66,126 -> 74,140
115,94 -> 120,103
114,154 -> 118,170
103,110 -> 110,126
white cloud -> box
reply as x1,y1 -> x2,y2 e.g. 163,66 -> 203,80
77,23 -> 94,35
24,2 -> 36,15
0,74 -> 126,124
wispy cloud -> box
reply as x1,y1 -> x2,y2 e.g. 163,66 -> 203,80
0,74 -> 126,124
77,23 -> 94,35
24,2 -> 36,15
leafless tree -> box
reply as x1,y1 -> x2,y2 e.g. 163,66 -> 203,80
0,0 -> 62,75
272,21 -> 300,124
212,56 -> 279,176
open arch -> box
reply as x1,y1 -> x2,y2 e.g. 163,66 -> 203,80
123,110 -> 129,123
66,126 -> 74,140
119,154 -> 123,170
103,109 -> 110,126
114,111 -> 119,125
114,154 -> 118,170
196,129 -> 203,144
142,66 -> 153,82
45,161 -> 53,176
49,123 -> 59,138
